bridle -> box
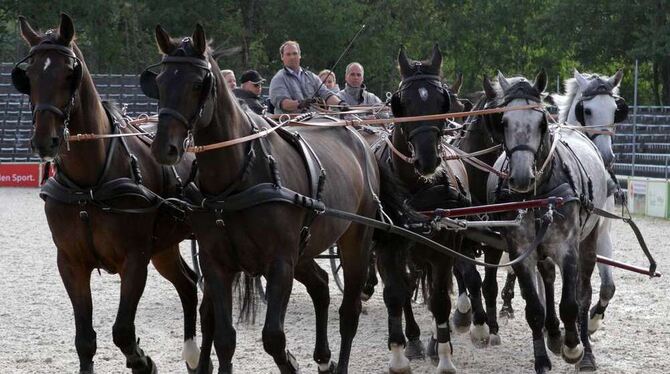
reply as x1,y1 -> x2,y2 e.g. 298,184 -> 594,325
140,38 -> 217,133
12,41 -> 83,146
573,77 -> 629,140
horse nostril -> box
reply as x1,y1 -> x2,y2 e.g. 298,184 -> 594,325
167,145 -> 179,158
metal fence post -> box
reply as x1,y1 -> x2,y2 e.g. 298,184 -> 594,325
631,59 -> 639,177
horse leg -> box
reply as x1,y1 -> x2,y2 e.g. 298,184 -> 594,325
112,254 -> 156,374
294,260 -> 335,373
428,257 -> 457,374
262,258 -> 298,374
458,258 -> 489,348
57,252 -> 96,374
336,224 -> 373,374
482,248 -> 502,345
196,286 -> 214,374
578,229 -> 599,372
589,216 -> 615,335
557,243 -> 584,366
403,296 -> 424,360
499,251 -> 517,319
151,247 -> 199,372
451,261 -> 472,333
376,234 -> 412,373
361,249 -> 378,301
537,258 -> 562,356
511,253 -> 550,373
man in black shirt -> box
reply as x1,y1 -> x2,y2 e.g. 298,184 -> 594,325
233,70 -> 266,115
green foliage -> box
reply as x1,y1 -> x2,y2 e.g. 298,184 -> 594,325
1,0 -> 668,104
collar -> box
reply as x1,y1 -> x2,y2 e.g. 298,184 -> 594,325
284,66 -> 303,77
344,83 -> 365,98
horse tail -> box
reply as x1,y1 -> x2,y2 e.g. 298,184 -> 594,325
235,273 -> 260,324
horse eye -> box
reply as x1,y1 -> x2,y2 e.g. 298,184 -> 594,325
501,119 -> 508,128
193,82 -> 203,90
584,108 -> 592,116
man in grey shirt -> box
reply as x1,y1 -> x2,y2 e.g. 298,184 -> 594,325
337,62 -> 382,105
269,40 -> 344,114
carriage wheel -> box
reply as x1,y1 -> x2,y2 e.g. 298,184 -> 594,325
329,244 -> 345,293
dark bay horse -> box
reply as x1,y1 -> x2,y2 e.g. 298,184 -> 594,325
13,14 -> 199,374
372,44 -> 482,373
485,71 -> 609,373
145,24 -> 383,374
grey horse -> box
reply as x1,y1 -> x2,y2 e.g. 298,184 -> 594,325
485,71 -> 609,373
552,69 -> 629,336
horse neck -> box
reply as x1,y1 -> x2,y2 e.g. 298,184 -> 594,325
56,55 -> 111,186
194,84 -> 252,194
391,128 -> 421,189
459,116 -> 500,203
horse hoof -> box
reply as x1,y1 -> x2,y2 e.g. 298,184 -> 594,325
318,361 -> 337,374
437,368 -> 457,374
389,367 -> 412,374
534,354 -> 552,374
426,337 -> 438,363
499,305 -> 514,319
545,332 -> 563,356
451,310 -> 472,333
405,338 -> 425,360
469,324 -> 490,348
489,334 -> 501,346
561,344 -> 584,364
360,292 -> 372,302
279,350 -> 300,373
588,313 -> 603,335
79,364 -> 95,374
578,352 -> 597,372
186,362 -> 196,374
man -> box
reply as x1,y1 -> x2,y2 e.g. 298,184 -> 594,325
269,40 -> 345,114
337,62 -> 382,105
233,70 -> 266,115
222,69 -> 237,90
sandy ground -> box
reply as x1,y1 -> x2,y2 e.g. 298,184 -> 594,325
0,187 -> 668,373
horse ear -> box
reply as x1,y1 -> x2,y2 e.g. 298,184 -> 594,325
609,68 -> 624,88
398,45 -> 411,76
452,72 -> 463,94
497,71 -> 510,92
430,43 -> 442,69
58,13 -> 75,45
574,69 -> 589,89
483,75 -> 497,99
18,16 -> 40,46
534,69 -> 547,93
192,23 -> 207,56
155,25 -> 173,55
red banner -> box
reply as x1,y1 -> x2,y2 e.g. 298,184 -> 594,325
0,163 -> 43,187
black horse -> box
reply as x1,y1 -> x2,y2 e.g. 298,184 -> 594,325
371,44 -> 485,373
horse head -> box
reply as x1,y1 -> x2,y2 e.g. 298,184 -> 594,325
13,14 -> 83,160
391,43 -> 454,176
144,24 -> 218,165
484,70 -> 548,193
561,69 -> 627,168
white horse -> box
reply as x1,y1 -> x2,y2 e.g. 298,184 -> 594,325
552,69 -> 628,335
486,71 -> 609,373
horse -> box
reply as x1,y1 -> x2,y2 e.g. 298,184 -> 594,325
485,71 -> 609,373
13,14 -> 199,373
552,69 -> 629,334
144,24 -> 386,374
370,44 -> 489,374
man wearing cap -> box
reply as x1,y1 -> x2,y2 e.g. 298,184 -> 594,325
269,40 -> 346,114
233,70 -> 266,115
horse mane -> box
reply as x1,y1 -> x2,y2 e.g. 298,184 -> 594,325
553,72 -> 620,122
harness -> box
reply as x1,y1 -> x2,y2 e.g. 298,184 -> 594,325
40,104 -> 186,271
